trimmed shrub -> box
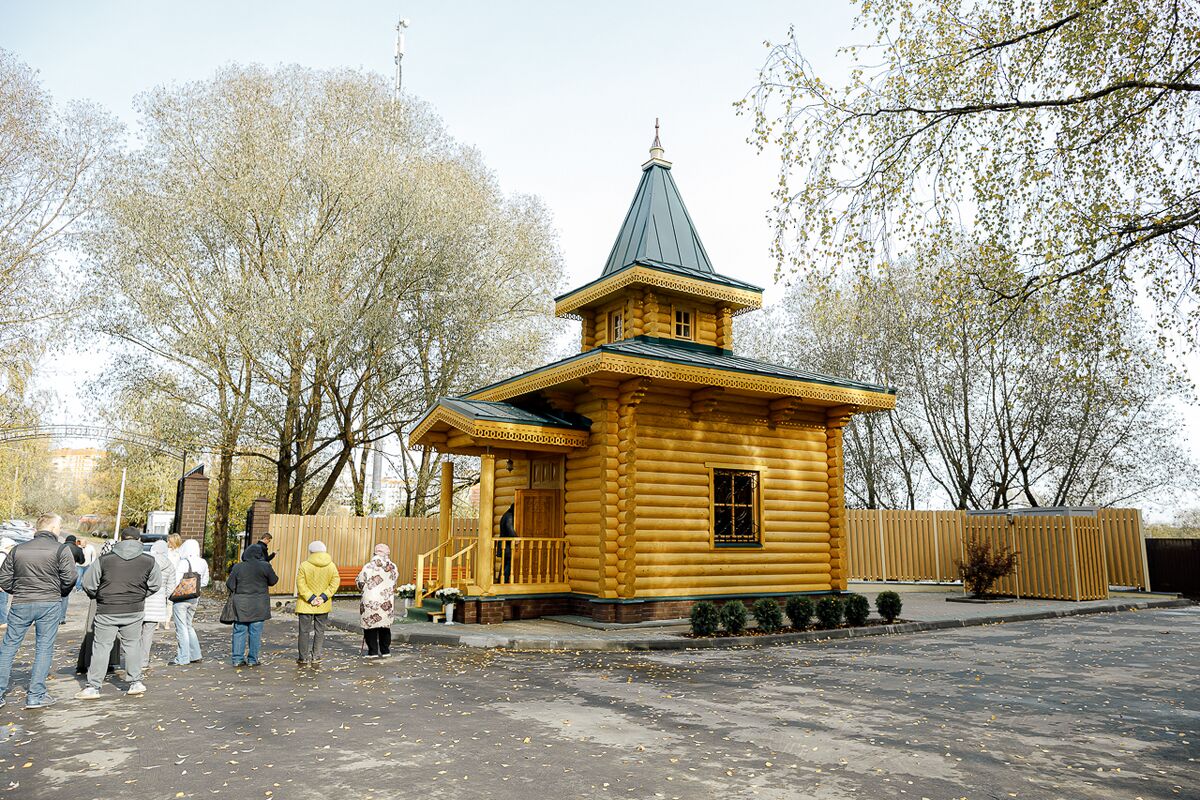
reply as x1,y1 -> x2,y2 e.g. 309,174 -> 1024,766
719,600 -> 748,635
815,595 -> 843,629
752,598 -> 784,633
785,595 -> 815,630
956,536 -> 1019,597
876,590 -> 903,623
690,601 -> 720,636
844,593 -> 870,627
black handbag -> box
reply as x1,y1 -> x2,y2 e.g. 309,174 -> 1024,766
219,595 -> 237,625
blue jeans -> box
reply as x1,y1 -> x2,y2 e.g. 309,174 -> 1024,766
172,600 -> 201,664
75,566 -> 85,592
59,591 -> 71,623
230,621 -> 263,665
0,590 -> 9,625
0,601 -> 63,703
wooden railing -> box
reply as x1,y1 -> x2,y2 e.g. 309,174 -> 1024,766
414,535 -> 476,605
492,538 -> 567,587
443,542 -> 476,594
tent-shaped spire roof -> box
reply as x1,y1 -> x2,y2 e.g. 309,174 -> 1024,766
601,123 -> 716,278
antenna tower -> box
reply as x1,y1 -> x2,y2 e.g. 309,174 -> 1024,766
394,16 -> 410,102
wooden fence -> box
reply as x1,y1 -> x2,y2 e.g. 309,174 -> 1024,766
964,513 -> 1107,600
846,507 -> 1148,594
266,514 -> 477,595
1096,508 -> 1151,589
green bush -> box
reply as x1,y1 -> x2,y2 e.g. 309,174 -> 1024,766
690,601 -> 720,636
752,598 -> 784,633
876,590 -> 903,623
844,593 -> 870,626
785,595 -> 815,629
719,600 -> 748,635
815,595 -> 843,629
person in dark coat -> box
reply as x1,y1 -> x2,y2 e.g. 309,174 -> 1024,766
58,534 -> 86,624
77,538 -> 121,676
225,545 -> 278,667
242,533 -> 275,562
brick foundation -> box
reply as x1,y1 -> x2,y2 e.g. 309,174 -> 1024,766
458,593 -> 813,625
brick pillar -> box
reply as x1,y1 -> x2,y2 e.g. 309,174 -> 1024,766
245,497 -> 272,541
178,470 -> 210,545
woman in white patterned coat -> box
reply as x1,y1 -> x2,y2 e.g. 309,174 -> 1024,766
355,544 -> 399,658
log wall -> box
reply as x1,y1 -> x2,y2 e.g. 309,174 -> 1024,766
624,387 -> 834,598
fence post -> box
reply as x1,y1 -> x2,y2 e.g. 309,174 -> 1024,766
293,515 -> 306,599
932,512 -> 941,582
1075,513 -> 1084,599
1137,509 -> 1151,592
877,508 -> 887,582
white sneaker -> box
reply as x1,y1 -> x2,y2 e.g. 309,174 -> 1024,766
126,681 -> 146,696
75,686 -> 101,700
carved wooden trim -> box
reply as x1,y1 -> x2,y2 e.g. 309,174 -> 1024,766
555,265 -> 763,318
690,386 -> 724,417
468,350 -> 895,411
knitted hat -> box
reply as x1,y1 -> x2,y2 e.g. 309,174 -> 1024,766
308,541 -> 327,553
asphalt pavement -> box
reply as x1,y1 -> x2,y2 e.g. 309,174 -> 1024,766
0,600 -> 1196,799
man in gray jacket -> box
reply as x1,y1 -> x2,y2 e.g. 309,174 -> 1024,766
76,526 -> 161,699
0,513 -> 77,709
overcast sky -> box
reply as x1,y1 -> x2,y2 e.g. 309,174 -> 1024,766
3,1 -> 1196,517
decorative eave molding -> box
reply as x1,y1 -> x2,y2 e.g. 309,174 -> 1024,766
555,265 -> 763,319
466,351 -> 896,412
409,406 -> 592,451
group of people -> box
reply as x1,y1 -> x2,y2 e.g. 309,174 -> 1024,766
0,514 -> 210,708
0,519 -> 406,709
229,533 -> 400,666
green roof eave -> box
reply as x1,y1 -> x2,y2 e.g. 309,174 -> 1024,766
463,336 -> 896,401
554,260 -> 763,305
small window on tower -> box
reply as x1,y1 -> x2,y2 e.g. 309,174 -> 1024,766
610,310 -> 624,342
674,308 -> 693,340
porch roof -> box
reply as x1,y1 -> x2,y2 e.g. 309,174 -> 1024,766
409,397 -> 593,454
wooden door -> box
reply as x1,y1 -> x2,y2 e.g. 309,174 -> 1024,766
515,489 -> 561,537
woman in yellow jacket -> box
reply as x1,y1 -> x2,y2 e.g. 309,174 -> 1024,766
295,541 -> 340,667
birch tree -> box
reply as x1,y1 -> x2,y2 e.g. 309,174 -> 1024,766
743,0 -> 1200,344
0,49 -> 119,423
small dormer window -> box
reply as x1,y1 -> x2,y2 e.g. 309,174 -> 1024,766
610,310 -> 624,342
674,308 -> 693,340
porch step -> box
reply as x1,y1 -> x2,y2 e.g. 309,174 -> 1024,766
406,597 -> 444,623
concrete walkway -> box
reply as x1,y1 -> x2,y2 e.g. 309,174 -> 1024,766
315,585 -> 1191,651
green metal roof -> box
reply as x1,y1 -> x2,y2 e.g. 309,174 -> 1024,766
601,158 -> 716,278
465,336 -> 897,399
416,397 -> 593,434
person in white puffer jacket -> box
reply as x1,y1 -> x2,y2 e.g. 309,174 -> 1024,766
138,540 -> 175,673
167,537 -> 209,665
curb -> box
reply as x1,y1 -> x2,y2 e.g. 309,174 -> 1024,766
313,597 -> 1194,652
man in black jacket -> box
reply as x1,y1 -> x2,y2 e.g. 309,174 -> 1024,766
0,513 -> 77,709
59,534 -> 86,624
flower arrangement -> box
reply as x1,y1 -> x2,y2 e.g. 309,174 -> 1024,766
434,587 -> 462,603
397,584 -> 416,599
